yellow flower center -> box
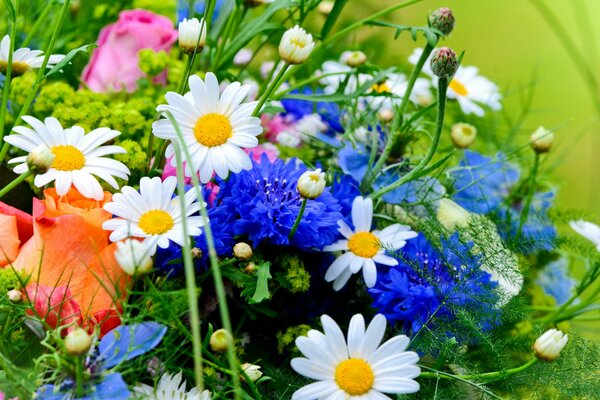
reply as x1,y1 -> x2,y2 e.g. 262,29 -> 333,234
138,209 -> 174,235
335,359 -> 375,396
51,145 -> 86,171
371,82 -> 391,94
348,231 -> 380,258
194,113 -> 233,147
0,60 -> 30,76
449,79 -> 468,96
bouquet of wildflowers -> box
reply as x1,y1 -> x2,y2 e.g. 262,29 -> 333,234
0,0 -> 599,399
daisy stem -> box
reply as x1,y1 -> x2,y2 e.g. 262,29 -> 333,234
164,111 -> 243,398
252,62 -> 290,117
515,153 -> 540,241
363,42 -> 435,190
75,355 -> 84,397
419,358 -> 538,382
288,198 -> 307,241
0,170 -> 31,200
0,0 -> 71,163
370,76 -> 449,199
0,0 -> 19,147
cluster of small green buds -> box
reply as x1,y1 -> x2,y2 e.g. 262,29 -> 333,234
530,126 -> 555,154
297,169 -> 326,199
233,242 -> 253,261
138,49 -> 169,77
26,144 -> 55,174
178,17 -> 207,55
64,328 -> 93,356
430,47 -> 458,78
210,328 -> 233,352
428,7 -> 455,36
451,122 -> 477,148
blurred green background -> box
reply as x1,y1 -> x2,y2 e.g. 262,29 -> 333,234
349,0 -> 600,215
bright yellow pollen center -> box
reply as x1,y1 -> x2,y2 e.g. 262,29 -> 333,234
194,113 -> 232,147
449,79 -> 468,96
348,231 -> 380,258
371,82 -> 391,94
335,359 -> 374,396
138,209 -> 174,235
51,145 -> 85,171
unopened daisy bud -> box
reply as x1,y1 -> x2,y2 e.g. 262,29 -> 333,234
345,50 -> 367,67
318,1 -> 334,16
64,328 -> 92,356
279,25 -> 315,65
297,169 -> 326,200
530,126 -> 554,154
115,239 -> 153,276
437,198 -> 471,230
233,242 -> 253,261
245,262 -> 257,274
191,247 -> 203,259
430,47 -> 458,78
534,329 -> 568,362
378,109 -> 394,123
7,289 -> 23,303
451,122 -> 477,148
26,144 -> 55,174
428,7 -> 455,36
241,363 -> 263,382
210,328 -> 233,353
178,18 -> 207,55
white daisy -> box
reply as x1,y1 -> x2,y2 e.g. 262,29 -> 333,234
0,34 -> 64,75
102,176 -> 205,254
134,371 -> 211,400
323,196 -> 417,290
569,220 -> 600,251
291,313 -> 420,399
409,47 -> 502,116
4,116 -> 130,200
152,73 -> 262,183
365,72 -> 431,111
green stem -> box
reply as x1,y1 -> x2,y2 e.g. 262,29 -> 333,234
288,198 -> 307,241
75,355 -> 85,397
364,42 -> 435,189
371,76 -> 449,199
253,62 -> 289,117
0,170 -> 32,200
0,0 -> 19,146
22,0 -> 53,47
515,153 -> 539,241
163,111 -> 242,398
420,358 -> 538,382
0,0 -> 71,163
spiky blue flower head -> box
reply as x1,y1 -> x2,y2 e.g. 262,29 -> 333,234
536,258 -> 576,305
216,153 -> 343,250
177,0 -> 226,23
369,233 -> 500,339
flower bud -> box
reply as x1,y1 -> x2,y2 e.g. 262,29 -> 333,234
279,25 -> 315,65
245,262 -> 257,274
378,109 -> 394,123
530,126 -> 554,154
430,47 -> 458,78
534,329 -> 568,362
7,289 -> 23,303
437,198 -> 471,230
115,239 -> 153,276
344,50 -> 368,68
26,144 -> 55,174
64,328 -> 92,356
233,48 -> 253,66
210,328 -> 233,353
297,169 -> 326,200
233,242 -> 253,261
428,7 -> 455,36
318,1 -> 334,16
178,18 -> 207,55
451,122 -> 477,148
241,363 -> 263,382
191,247 -> 203,259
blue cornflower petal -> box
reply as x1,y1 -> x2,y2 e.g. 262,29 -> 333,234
99,322 -> 167,369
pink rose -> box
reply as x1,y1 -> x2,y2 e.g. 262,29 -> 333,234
25,284 -> 82,334
82,9 -> 177,92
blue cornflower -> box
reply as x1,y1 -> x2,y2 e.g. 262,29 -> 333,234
37,322 -> 167,399
216,154 -> 343,250
369,233 -> 500,339
536,258 -> 576,305
331,173 -> 361,220
338,143 -> 370,182
177,0 -> 226,22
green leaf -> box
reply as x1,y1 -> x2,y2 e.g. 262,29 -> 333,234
3,0 -> 15,22
321,0 -> 349,39
41,43 -> 97,79
251,262 -> 272,303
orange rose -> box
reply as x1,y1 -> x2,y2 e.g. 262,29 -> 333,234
0,202 -> 33,266
11,188 -> 129,332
